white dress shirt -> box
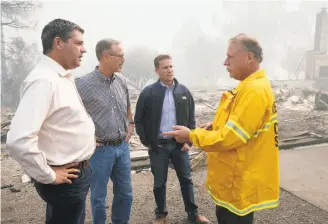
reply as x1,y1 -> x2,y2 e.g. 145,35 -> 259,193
6,55 -> 96,184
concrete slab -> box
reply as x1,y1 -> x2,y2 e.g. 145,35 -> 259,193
130,150 -> 148,161
129,150 -> 201,170
130,150 -> 200,161
280,144 -> 328,212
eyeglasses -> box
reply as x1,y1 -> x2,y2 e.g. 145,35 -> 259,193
105,53 -> 124,59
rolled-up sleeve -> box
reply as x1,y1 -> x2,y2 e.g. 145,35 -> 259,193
6,79 -> 56,184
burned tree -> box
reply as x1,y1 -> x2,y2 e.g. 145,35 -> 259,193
1,1 -> 41,107
122,47 -> 158,90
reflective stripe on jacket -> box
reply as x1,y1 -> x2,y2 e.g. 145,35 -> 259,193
189,69 -> 280,216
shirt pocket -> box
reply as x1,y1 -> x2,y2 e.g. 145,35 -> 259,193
221,91 -> 237,112
175,94 -> 189,107
175,94 -> 190,119
214,92 -> 237,129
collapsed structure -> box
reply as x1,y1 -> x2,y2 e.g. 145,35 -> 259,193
304,8 -> 328,109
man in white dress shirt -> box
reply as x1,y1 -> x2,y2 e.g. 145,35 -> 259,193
6,18 -> 95,224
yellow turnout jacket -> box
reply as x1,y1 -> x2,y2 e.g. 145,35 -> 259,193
190,69 -> 280,216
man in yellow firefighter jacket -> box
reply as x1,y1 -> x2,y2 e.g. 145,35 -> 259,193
163,34 -> 280,224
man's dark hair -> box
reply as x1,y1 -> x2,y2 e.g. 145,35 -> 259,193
154,54 -> 172,68
41,18 -> 84,54
230,33 -> 263,63
95,38 -> 120,61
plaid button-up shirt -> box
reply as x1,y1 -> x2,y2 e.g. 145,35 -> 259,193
76,67 -> 131,141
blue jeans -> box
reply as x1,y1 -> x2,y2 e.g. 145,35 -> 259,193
149,141 -> 199,220
90,141 -> 133,224
34,165 -> 91,224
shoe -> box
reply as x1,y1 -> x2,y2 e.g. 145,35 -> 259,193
192,215 -> 210,224
153,216 -> 166,224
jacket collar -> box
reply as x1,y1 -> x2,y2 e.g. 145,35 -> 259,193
224,69 -> 265,98
236,69 -> 266,90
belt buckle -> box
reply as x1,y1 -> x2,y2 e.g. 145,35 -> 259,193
114,138 -> 122,145
103,137 -> 123,146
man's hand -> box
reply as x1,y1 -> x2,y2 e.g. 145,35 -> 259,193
125,124 -> 135,142
200,122 -> 213,130
181,143 -> 191,152
51,162 -> 80,185
163,125 -> 191,143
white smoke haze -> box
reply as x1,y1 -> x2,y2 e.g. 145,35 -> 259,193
2,0 -> 327,95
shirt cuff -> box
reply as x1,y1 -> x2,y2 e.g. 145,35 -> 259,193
41,168 -> 56,184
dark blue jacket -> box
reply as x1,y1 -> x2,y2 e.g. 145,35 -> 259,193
134,78 -> 195,151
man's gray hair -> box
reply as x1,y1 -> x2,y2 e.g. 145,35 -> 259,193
230,33 -> 263,63
95,38 -> 120,61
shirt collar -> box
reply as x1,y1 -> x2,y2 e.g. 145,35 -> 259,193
41,55 -> 70,77
160,80 -> 175,88
94,66 -> 116,81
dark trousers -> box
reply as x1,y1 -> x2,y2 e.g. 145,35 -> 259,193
216,206 -> 254,224
149,141 -> 198,220
34,165 -> 92,224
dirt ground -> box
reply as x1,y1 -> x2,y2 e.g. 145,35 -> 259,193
2,157 -> 328,224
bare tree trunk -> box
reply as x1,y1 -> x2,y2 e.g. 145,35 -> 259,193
1,23 -> 8,107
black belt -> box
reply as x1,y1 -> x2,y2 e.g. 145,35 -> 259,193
74,160 -> 89,169
158,138 -> 175,145
97,137 -> 124,146
51,160 -> 89,169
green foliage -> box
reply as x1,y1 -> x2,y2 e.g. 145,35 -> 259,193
1,1 -> 41,108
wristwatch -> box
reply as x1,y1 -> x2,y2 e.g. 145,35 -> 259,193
129,121 -> 135,125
